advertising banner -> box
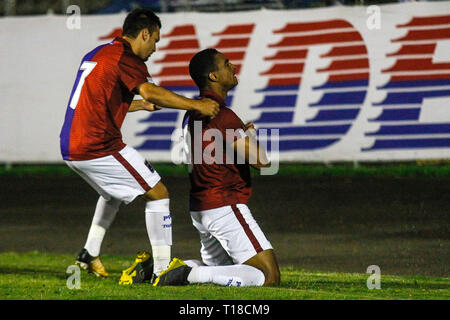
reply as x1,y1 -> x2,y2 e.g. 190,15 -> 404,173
1,2 -> 449,162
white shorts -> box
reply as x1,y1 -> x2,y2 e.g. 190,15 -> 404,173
190,204 -> 273,265
65,146 -> 161,204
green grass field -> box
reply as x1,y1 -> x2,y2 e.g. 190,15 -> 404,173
0,252 -> 448,300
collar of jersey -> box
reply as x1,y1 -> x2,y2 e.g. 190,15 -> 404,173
113,37 -> 132,50
200,91 -> 227,108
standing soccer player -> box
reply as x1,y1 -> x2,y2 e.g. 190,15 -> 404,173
59,9 -> 219,280
152,48 -> 281,287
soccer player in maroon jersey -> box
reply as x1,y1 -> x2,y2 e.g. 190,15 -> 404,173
153,48 -> 281,287
59,9 -> 219,280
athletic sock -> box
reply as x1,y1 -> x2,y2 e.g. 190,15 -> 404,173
187,264 -> 265,287
184,259 -> 205,268
84,196 -> 121,257
145,198 -> 172,275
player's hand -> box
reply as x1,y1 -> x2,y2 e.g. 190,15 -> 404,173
243,122 -> 256,138
243,122 -> 255,131
142,101 -> 162,112
195,98 -> 220,119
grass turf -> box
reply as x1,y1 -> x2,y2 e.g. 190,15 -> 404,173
0,252 -> 448,300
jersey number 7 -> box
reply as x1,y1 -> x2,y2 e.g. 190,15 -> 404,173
69,61 -> 97,109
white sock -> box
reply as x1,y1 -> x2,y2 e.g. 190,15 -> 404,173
145,199 -> 172,275
185,259 -> 205,268
187,264 -> 265,287
84,196 -> 121,257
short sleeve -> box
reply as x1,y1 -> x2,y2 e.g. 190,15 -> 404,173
118,53 -> 150,92
217,109 -> 247,144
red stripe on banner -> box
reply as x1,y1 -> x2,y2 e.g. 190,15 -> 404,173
317,58 -> 369,72
98,27 -> 122,40
163,25 -> 196,37
390,73 -> 450,82
265,49 -> 308,60
387,43 -> 436,56
274,20 -> 353,33
267,77 -> 302,86
321,45 -> 367,57
213,24 -> 255,35
398,15 -> 450,27
270,31 -> 362,47
113,153 -> 151,192
218,51 -> 246,61
154,52 -> 197,63
231,204 -> 263,253
214,38 -> 250,48
153,66 -> 190,77
159,39 -> 200,50
393,28 -> 450,42
327,72 -> 369,82
260,63 -> 304,75
382,58 -> 450,73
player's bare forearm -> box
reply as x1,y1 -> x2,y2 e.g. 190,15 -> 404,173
244,124 -> 270,169
136,82 -> 219,118
137,83 -> 195,110
250,142 -> 271,170
128,99 -> 161,112
234,135 -> 270,170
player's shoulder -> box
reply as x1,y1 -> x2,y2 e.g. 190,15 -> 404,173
214,107 -> 242,129
98,40 -> 124,58
219,107 -> 241,121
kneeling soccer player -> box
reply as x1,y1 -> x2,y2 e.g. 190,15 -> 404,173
153,48 -> 281,287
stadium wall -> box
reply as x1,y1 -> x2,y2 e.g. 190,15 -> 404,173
0,2 -> 449,163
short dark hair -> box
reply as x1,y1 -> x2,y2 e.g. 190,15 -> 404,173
122,8 -> 161,38
189,48 -> 220,89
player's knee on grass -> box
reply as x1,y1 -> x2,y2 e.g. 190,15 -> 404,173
244,249 -> 281,286
142,181 -> 169,201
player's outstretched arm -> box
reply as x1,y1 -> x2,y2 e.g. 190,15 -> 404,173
136,82 -> 219,118
128,99 -> 162,112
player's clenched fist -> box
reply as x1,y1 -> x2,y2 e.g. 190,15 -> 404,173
195,98 -> 220,119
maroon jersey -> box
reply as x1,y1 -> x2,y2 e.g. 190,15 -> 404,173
60,37 -> 150,161
186,91 -> 251,211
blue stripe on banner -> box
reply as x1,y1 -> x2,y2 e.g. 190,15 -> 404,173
136,126 -> 176,136
225,95 -> 234,107
374,90 -> 450,105
313,80 -> 369,89
363,138 -> 450,151
378,79 -> 450,89
265,139 -> 340,151
370,108 -> 420,122
264,124 -> 351,135
161,86 -> 198,92
253,112 -> 294,123
251,95 -> 297,108
59,43 -> 111,159
135,139 -> 173,150
139,112 -> 179,122
306,109 -> 360,122
309,91 -> 366,106
366,124 -> 450,136
255,85 -> 300,92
